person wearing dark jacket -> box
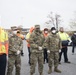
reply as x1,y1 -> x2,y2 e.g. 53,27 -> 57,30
71,32 -> 76,54
43,28 -> 49,63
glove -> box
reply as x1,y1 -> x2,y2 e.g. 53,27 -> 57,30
47,50 -> 50,53
17,50 -> 21,55
68,41 -> 72,45
38,46 -> 42,50
59,49 -> 61,53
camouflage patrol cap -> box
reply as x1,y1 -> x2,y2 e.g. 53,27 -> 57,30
11,26 -> 17,31
35,25 -> 40,29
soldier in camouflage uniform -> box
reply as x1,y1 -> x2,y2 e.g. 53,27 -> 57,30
44,27 -> 62,74
7,29 -> 23,75
29,25 -> 44,75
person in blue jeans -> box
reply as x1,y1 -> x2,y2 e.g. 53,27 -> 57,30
71,32 -> 76,54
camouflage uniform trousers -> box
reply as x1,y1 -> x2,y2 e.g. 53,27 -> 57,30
7,54 -> 21,75
48,51 -> 59,68
30,52 -> 44,74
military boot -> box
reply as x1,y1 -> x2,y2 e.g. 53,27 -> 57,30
40,72 -> 43,75
54,67 -> 61,73
48,67 -> 52,74
30,73 -> 33,75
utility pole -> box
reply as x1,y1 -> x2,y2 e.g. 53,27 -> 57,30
55,14 -> 60,31
55,15 -> 58,31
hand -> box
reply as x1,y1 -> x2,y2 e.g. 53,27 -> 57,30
17,50 -> 21,55
47,50 -> 50,53
59,49 -> 61,53
38,46 -> 42,50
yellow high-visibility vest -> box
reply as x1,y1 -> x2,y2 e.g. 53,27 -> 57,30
0,27 -> 6,54
26,32 -> 30,40
58,32 -> 71,41
5,31 -> 9,55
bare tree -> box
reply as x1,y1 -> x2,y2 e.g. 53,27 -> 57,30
45,12 -> 61,31
69,11 -> 76,30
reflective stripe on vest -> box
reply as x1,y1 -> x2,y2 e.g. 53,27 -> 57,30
5,31 -> 9,55
0,28 -> 6,54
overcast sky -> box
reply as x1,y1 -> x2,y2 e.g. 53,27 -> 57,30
0,0 -> 76,29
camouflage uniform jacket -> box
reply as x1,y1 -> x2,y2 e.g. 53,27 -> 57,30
44,33 -> 62,52
8,34 -> 23,55
29,30 -> 45,53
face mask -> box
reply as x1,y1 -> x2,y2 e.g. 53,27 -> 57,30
52,30 -> 56,34
44,31 -> 48,34
12,31 -> 17,34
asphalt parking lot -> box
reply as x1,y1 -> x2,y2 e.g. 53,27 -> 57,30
7,40 -> 76,75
